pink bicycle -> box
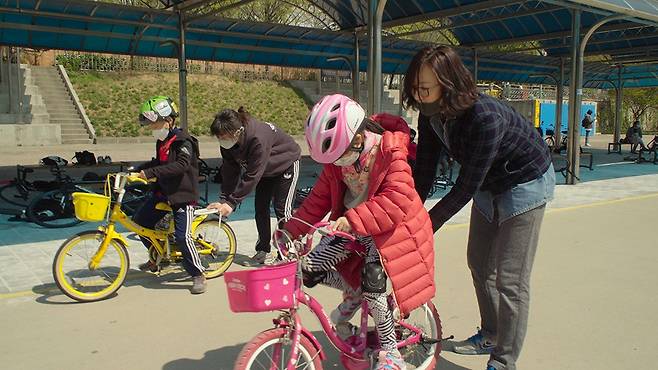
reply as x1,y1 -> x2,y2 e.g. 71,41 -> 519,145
224,218 -> 443,370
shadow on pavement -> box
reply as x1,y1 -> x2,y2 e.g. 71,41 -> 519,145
32,268 -> 205,305
167,328 -> 472,370
163,342 -> 245,370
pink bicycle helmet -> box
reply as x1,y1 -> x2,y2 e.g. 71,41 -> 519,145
305,94 -> 366,163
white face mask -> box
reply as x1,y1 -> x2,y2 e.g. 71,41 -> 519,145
152,127 -> 169,141
333,150 -> 360,167
218,138 -> 238,149
218,127 -> 243,149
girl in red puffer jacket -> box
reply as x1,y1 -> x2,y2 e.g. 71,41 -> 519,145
284,94 -> 435,370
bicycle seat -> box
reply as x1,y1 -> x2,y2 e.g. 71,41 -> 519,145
155,202 -> 172,212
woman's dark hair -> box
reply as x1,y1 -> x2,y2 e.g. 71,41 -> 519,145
210,106 -> 251,136
402,45 -> 478,117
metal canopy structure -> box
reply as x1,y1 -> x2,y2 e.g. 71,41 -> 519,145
1,0 -> 657,88
2,0 -> 658,183
313,0 -> 658,61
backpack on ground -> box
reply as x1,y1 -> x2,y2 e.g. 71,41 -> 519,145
40,156 -> 68,167
73,150 -> 97,166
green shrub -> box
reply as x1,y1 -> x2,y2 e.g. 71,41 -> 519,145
68,71 -> 310,137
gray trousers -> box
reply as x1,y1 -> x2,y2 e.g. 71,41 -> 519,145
467,203 -> 546,370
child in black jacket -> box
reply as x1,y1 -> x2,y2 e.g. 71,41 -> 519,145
134,96 -> 206,294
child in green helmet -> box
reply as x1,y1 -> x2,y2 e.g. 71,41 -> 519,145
133,96 -> 206,294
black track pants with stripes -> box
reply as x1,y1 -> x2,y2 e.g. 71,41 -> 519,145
133,196 -> 204,277
254,160 -> 300,253
172,204 -> 205,277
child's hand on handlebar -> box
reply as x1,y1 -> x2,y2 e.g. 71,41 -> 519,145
331,217 -> 352,233
207,202 -> 234,217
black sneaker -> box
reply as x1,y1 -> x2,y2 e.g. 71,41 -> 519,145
138,260 -> 158,273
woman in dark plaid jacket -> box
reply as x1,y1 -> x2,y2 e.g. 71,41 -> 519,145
402,45 -> 555,370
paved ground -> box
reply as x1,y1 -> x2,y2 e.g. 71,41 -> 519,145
1,190 -> 657,370
1,134 -> 658,369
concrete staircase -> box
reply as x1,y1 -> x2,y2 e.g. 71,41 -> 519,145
287,80 -> 418,127
0,64 -> 49,125
30,66 -> 92,144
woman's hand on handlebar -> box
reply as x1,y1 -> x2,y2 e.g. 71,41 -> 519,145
331,216 -> 352,233
207,202 -> 234,217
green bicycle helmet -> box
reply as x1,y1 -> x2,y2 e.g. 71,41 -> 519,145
138,96 -> 179,125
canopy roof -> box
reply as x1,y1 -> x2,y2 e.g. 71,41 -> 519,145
1,0 -> 657,87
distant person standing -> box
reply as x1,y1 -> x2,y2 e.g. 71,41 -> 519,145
581,109 -> 595,147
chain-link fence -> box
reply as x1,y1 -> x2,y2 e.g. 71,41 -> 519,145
53,51 -> 316,81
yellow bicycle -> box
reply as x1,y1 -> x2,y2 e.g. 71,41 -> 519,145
52,172 -> 237,302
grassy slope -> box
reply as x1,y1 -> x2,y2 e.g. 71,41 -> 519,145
67,71 -> 310,137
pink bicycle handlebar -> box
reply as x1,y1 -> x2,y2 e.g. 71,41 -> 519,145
273,219 -> 357,258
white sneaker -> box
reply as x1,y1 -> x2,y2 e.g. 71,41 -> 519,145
585,143 -> 592,147
330,307 -> 358,340
264,250 -> 278,265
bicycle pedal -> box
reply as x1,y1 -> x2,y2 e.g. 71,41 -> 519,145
441,335 -> 455,342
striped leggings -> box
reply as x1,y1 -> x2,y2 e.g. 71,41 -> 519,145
302,235 -> 397,351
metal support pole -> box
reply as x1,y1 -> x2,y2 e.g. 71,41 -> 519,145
177,11 -> 189,132
555,58 -> 564,150
367,0 -> 387,114
566,9 -> 581,184
16,47 -> 24,121
398,75 -> 404,117
0,47 -> 6,113
316,69 -> 321,95
473,48 -> 478,83
614,64 -> 623,143
0,47 -> 5,87
353,33 -> 360,104
570,13 -> 626,184
7,48 -> 15,114
327,55 -> 355,100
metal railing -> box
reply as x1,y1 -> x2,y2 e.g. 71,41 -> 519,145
52,51 -> 316,81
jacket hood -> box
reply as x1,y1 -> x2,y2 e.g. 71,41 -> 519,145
370,113 -> 410,156
370,113 -> 411,135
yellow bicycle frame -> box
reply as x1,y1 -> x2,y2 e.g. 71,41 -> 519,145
88,200 -> 211,270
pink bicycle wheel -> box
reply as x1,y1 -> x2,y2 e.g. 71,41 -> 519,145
234,328 -> 323,370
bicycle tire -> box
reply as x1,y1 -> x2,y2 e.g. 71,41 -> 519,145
27,189 -> 82,228
0,183 -> 30,207
194,218 -> 237,279
52,230 -> 130,302
234,328 -> 323,370
398,302 -> 443,370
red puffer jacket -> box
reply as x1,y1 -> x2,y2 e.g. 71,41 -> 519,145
286,114 -> 435,315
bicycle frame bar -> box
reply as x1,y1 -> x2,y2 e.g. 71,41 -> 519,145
89,222 -> 117,270
90,202 -> 211,267
291,290 -> 426,367
296,290 -> 368,359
